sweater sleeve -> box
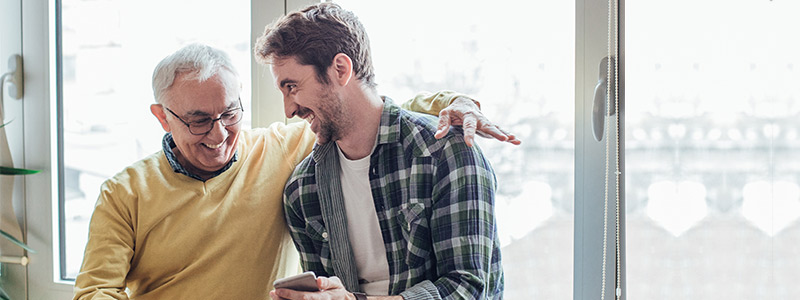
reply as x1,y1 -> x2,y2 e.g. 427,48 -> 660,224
272,121 -> 317,171
400,90 -> 480,115
73,180 -> 135,300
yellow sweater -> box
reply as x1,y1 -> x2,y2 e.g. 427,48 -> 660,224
74,122 -> 316,300
73,92 -> 463,299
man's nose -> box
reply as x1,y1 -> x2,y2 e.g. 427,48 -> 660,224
206,119 -> 229,142
284,95 -> 298,119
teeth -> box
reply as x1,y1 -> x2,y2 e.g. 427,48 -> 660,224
205,142 -> 224,149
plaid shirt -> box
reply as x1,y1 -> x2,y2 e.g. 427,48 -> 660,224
283,98 -> 504,300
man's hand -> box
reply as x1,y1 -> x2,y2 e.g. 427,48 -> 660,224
435,96 -> 522,147
270,276 -> 354,300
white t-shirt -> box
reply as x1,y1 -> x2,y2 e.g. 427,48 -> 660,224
336,144 -> 391,295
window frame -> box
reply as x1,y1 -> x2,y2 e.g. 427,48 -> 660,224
574,0 -> 626,299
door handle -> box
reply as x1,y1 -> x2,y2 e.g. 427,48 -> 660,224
592,56 -> 616,142
1,54 -> 24,102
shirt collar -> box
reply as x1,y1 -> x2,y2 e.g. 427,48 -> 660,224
161,132 -> 238,181
375,96 -> 403,146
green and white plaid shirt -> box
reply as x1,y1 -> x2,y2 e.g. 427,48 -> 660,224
283,98 -> 504,300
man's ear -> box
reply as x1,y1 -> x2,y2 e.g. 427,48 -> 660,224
150,104 -> 171,132
331,53 -> 353,87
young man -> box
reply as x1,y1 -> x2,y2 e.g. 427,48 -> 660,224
256,3 -> 509,300
73,44 -> 511,299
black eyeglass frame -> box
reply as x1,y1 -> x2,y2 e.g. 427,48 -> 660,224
163,98 -> 245,135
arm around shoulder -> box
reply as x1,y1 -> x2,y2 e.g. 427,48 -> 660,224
400,90 -> 477,116
268,121 -> 317,170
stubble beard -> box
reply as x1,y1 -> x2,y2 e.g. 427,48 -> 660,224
315,89 -> 352,145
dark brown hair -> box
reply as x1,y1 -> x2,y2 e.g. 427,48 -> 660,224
254,3 -> 376,88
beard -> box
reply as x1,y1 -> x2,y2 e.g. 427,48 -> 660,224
310,87 -> 352,145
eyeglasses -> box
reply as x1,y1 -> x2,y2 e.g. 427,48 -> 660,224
164,98 -> 244,135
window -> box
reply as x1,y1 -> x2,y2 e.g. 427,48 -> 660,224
626,0 -> 800,298
59,0 -> 251,280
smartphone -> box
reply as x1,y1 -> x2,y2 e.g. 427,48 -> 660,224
273,271 -> 319,292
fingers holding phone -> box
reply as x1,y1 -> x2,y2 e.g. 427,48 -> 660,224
271,272 -> 352,300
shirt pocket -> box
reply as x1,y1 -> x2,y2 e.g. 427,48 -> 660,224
305,218 -> 334,274
397,202 -> 431,269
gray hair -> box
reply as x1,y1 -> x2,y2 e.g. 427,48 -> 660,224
151,43 -> 240,104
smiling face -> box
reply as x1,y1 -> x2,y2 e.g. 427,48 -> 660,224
153,70 -> 242,176
270,56 -> 352,145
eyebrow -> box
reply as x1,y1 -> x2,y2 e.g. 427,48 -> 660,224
183,102 -> 239,118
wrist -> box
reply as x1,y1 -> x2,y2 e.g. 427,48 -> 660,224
452,95 -> 480,110
352,292 -> 368,300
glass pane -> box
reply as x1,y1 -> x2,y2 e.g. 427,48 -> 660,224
60,0 -> 250,280
626,1 -> 800,298
332,1 -> 575,298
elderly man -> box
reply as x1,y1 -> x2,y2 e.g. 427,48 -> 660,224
73,43 -> 513,300
257,3 -> 509,300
